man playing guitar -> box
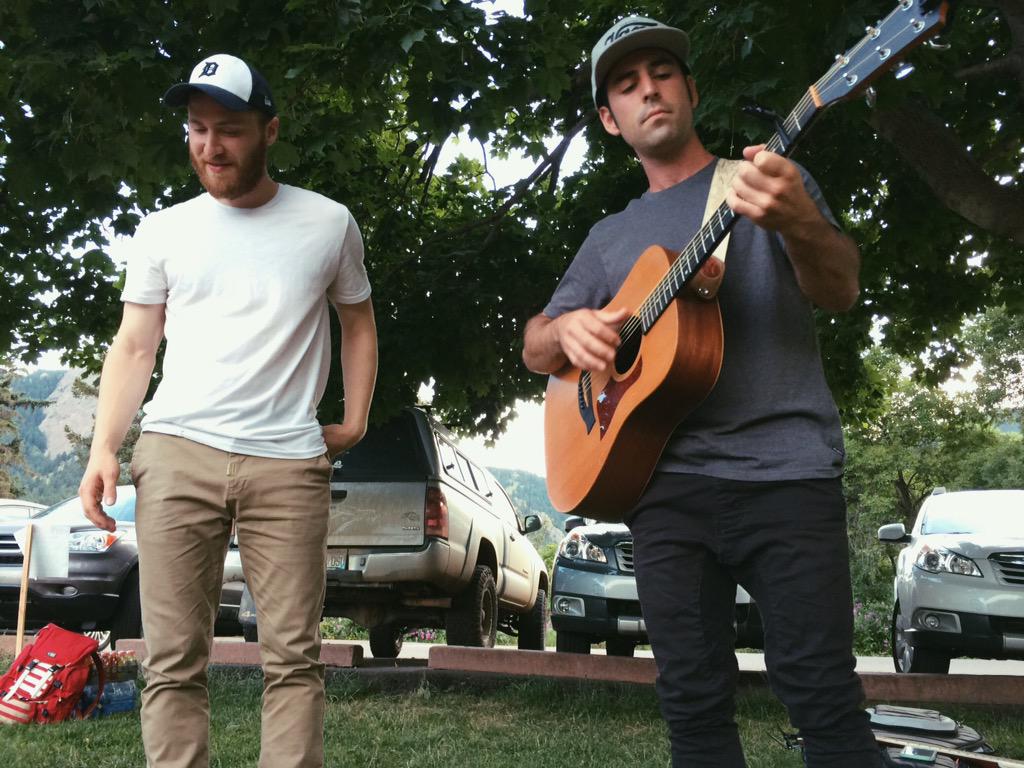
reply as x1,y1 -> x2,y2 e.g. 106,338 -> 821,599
523,16 -> 881,768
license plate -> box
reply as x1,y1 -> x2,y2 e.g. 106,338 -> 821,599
327,554 -> 347,571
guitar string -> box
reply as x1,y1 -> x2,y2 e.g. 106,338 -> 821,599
581,12 -> 920,391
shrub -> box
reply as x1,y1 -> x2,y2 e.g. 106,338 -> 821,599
320,618 -> 368,640
852,599 -> 891,656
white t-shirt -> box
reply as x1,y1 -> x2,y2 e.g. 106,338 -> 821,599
120,184 -> 372,459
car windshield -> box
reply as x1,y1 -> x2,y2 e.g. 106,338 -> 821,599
921,491 -> 1024,536
31,489 -> 136,526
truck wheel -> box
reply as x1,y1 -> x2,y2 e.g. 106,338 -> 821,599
111,569 -> 143,649
555,631 -> 591,654
446,565 -> 497,647
85,631 -> 112,652
605,637 -> 636,657
517,588 -> 548,651
242,623 -> 259,643
369,623 -> 405,658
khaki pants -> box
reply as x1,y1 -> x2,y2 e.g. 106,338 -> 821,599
131,432 -> 331,768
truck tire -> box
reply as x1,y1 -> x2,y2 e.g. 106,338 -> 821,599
242,623 -> 259,643
369,623 -> 405,658
446,565 -> 497,647
555,630 -> 591,654
111,569 -> 143,649
517,588 -> 548,651
605,637 -> 636,657
85,630 -> 112,652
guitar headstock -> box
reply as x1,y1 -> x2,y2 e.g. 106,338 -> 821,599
812,0 -> 952,108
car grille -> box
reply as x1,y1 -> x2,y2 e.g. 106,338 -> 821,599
990,552 -> 1024,586
0,533 -> 24,566
615,541 -> 634,573
608,599 -> 643,618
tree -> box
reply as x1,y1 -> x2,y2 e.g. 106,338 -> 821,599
2,0 -> 1021,435
958,305 -> 1024,425
0,358 -> 46,497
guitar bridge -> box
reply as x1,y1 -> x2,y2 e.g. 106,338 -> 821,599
577,372 -> 597,434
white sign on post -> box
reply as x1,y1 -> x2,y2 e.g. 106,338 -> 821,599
14,524 -> 70,579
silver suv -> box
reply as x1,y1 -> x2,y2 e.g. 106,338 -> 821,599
550,517 -> 762,656
879,487 -> 1024,673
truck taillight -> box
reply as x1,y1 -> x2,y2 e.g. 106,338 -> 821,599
425,487 -> 448,539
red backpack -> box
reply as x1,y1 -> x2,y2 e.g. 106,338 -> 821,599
0,624 -> 105,725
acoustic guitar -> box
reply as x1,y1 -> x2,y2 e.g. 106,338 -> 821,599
545,0 -> 954,521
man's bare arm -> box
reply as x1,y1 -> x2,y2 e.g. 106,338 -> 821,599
323,297 -> 377,457
728,145 -> 860,312
79,302 -> 166,530
522,307 -> 630,375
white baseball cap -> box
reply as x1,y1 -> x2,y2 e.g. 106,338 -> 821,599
591,16 -> 690,107
163,53 -> 276,116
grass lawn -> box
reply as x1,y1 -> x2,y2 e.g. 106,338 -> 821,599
3,663 -> 1024,767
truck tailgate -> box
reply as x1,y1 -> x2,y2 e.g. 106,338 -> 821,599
328,480 -> 426,547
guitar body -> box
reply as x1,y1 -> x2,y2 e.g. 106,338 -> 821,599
544,244 -> 724,521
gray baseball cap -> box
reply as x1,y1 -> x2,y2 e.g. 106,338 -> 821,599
591,16 -> 690,107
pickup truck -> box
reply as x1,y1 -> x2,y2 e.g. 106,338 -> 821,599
239,407 -> 549,658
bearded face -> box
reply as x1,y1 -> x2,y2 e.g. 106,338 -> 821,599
189,132 -> 268,201
186,93 -> 276,203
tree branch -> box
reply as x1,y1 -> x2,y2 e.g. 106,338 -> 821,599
424,111 -> 596,247
869,98 -> 1024,244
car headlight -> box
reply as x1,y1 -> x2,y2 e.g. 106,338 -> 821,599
914,544 -> 982,577
557,530 -> 607,563
69,530 -> 124,553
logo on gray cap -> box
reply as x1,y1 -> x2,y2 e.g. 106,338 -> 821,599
591,16 -> 690,107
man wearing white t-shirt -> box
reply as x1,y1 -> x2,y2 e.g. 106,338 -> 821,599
78,54 -> 377,768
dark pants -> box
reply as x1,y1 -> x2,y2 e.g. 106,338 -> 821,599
627,473 -> 880,768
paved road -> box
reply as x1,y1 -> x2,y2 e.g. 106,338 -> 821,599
337,640 -> 1024,675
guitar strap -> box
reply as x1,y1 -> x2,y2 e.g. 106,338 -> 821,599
690,158 -> 740,301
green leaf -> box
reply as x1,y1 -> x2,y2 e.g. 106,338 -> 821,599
270,140 -> 300,170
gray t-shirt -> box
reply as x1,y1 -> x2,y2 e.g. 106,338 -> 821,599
543,159 -> 845,481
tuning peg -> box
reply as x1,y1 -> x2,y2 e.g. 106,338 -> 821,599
925,37 -> 951,50
893,62 -> 916,80
864,87 -> 877,108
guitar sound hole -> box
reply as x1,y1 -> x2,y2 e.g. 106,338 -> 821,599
614,322 -> 642,376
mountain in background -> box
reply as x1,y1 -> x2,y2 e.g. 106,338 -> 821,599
11,369 -> 95,505
11,371 -> 568,546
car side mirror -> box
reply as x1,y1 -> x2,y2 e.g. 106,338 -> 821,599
523,515 -> 542,534
564,516 -> 585,533
877,523 -> 910,543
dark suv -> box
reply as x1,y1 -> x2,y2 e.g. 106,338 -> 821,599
551,517 -> 763,656
0,486 -> 242,647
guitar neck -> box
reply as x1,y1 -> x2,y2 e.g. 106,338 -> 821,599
638,92 -> 822,332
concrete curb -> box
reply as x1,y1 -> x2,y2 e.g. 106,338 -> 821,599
427,647 -> 1024,705
113,639 -> 364,668
428,645 -> 657,685
3,636 -> 1022,705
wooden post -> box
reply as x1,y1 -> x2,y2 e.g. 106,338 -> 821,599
15,523 -> 33,656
